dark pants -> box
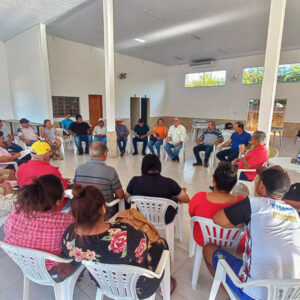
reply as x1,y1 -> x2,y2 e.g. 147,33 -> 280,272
216,149 -> 239,162
5,154 -> 31,171
133,137 -> 147,154
117,137 -> 127,152
193,144 -> 214,163
5,142 -> 23,153
74,135 -> 92,154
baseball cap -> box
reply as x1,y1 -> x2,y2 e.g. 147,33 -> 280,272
138,118 -> 144,123
256,165 -> 290,196
98,118 -> 104,122
20,118 -> 29,124
30,141 -> 51,155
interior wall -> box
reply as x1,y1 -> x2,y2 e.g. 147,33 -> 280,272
47,36 -> 167,122
0,42 -> 13,119
5,24 -> 53,123
165,49 -> 300,124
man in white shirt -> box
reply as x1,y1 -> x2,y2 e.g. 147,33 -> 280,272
17,118 -> 39,146
0,120 -> 23,152
203,165 -> 300,300
164,117 -> 187,161
93,118 -> 107,144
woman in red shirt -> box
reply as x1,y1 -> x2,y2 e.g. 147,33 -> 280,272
189,162 -> 245,251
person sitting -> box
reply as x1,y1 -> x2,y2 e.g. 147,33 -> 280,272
41,119 -> 65,160
4,175 -> 74,282
224,122 -> 233,130
0,132 -> 31,177
125,154 -> 190,224
60,113 -> 74,136
0,119 -> 23,152
164,117 -> 187,162
93,118 -> 107,144
116,119 -> 129,156
203,165 -> 300,300
147,118 -> 167,157
132,119 -> 150,155
74,141 -> 124,219
17,118 -> 39,146
232,130 -> 268,181
62,184 -> 172,298
193,121 -> 223,168
17,140 -> 69,189
69,114 -> 92,155
216,121 -> 251,162
189,162 -> 245,250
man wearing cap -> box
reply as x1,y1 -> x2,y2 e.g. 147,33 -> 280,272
69,114 -> 92,155
17,140 -> 68,189
203,166 -> 300,300
0,120 -> 23,153
132,119 -> 149,155
93,118 -> 107,144
17,118 -> 39,146
116,119 -> 129,156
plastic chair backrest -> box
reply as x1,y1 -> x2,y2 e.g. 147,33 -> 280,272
129,196 -> 178,227
0,241 -> 72,285
191,216 -> 243,250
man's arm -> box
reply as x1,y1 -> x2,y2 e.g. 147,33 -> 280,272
196,137 -> 203,145
239,145 -> 251,169
219,138 -> 232,150
125,129 -> 129,139
115,188 -> 125,199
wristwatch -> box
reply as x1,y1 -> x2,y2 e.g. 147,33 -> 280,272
241,154 -> 245,158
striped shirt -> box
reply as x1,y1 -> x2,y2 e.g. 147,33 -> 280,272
201,129 -> 223,146
17,126 -> 38,141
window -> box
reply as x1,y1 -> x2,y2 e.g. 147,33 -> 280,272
52,96 -> 80,118
242,63 -> 300,85
246,99 -> 287,132
185,70 -> 226,87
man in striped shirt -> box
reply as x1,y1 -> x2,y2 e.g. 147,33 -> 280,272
74,141 -> 124,218
17,118 -> 39,146
193,121 -> 223,167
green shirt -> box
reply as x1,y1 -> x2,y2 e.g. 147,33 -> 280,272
134,124 -> 149,136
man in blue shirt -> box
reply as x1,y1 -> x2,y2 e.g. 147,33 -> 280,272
216,121 -> 251,162
193,121 -> 223,167
132,119 -> 149,155
60,113 -> 74,135
116,119 -> 129,156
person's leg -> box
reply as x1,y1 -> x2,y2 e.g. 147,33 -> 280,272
173,143 -> 183,160
226,150 -> 239,162
142,137 -> 147,154
204,145 -> 214,163
216,149 -> 231,162
155,140 -> 163,156
164,143 -> 175,159
117,138 -> 122,152
123,137 -> 127,152
86,135 -> 92,153
5,142 -> 23,153
239,172 -> 252,182
74,136 -> 83,154
147,140 -> 155,154
193,144 -> 206,164
93,136 -> 101,142
101,137 -> 107,144
132,137 -> 138,154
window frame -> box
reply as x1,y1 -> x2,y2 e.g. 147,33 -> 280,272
52,96 -> 80,118
184,70 -> 227,88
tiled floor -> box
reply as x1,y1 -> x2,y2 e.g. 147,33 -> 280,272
0,134 -> 299,300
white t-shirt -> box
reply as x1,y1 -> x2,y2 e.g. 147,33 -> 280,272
93,125 -> 106,136
225,196 -> 300,300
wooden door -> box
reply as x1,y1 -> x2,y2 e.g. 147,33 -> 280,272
89,95 -> 103,129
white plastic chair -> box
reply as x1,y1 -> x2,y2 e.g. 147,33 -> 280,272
106,198 -> 125,222
209,258 -> 300,300
56,128 -> 73,156
236,169 -> 257,196
129,196 -> 182,261
0,241 -> 85,300
164,135 -> 188,163
189,216 -> 244,290
0,161 -> 18,171
199,145 -> 216,169
82,250 -> 170,300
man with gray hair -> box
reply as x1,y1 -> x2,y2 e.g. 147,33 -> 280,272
232,130 -> 268,181
74,141 -> 124,218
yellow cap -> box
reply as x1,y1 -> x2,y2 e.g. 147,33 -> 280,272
30,141 -> 51,155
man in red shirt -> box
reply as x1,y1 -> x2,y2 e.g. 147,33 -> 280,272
232,130 -> 268,181
17,140 -> 69,189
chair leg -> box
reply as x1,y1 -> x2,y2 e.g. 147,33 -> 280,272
96,288 -> 104,300
165,224 -> 174,261
191,245 -> 203,290
160,254 -> 170,300
189,235 -> 196,258
208,260 -> 225,300
23,276 -> 30,300
175,204 -> 183,242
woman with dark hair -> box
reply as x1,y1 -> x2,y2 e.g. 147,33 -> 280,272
4,174 -> 74,280
125,154 -> 190,224
147,118 -> 167,157
62,184 -> 170,299
189,162 -> 245,249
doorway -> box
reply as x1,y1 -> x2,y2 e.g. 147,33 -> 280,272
89,94 -> 103,129
130,97 -> 140,130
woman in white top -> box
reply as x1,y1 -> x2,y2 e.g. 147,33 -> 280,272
41,120 -> 64,160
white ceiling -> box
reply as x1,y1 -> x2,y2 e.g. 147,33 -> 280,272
1,0 -> 300,66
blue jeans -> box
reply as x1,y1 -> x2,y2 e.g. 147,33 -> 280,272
74,135 -> 92,154
164,142 -> 183,160
93,136 -> 107,144
5,142 -> 23,153
193,144 -> 214,163
147,140 -> 163,155
132,137 -> 147,154
117,137 -> 127,152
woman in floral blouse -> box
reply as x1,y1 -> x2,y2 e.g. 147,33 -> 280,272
62,184 -> 168,299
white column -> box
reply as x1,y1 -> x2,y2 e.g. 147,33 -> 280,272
103,0 -> 117,157
257,0 -> 287,147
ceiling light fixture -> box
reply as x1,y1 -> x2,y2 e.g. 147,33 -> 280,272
134,38 -> 146,43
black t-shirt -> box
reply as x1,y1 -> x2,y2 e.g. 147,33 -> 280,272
134,124 -> 149,137
224,197 -> 251,226
69,122 -> 90,135
126,173 -> 182,224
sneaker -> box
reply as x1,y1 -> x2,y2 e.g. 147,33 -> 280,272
85,151 -> 89,155
132,152 -> 138,155
204,162 -> 209,168
78,152 -> 83,156
193,162 -> 202,166
120,151 -> 125,157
